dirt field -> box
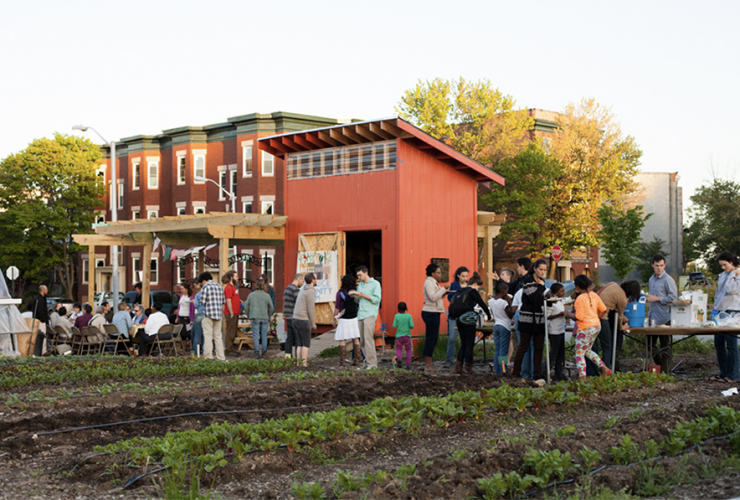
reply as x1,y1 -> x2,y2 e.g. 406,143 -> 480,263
1,351 -> 739,500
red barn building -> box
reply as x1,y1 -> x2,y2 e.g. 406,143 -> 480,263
259,118 -> 505,332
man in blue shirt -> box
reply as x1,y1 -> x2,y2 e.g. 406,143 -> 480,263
646,253 -> 677,373
355,265 -> 382,370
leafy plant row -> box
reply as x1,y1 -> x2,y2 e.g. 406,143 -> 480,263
94,372 -> 672,475
4,368 -> 383,407
293,404 -> 740,500
0,357 -> 297,389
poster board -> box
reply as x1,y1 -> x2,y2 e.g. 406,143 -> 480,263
297,232 -> 346,325
297,251 -> 339,303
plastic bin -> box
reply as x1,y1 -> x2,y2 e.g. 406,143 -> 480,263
624,296 -> 646,328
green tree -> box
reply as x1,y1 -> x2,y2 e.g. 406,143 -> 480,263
396,77 -> 533,166
686,178 -> 740,276
598,204 -> 652,280
481,141 -> 565,252
636,237 -> 670,284
0,134 -> 106,298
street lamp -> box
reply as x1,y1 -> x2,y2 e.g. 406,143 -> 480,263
194,176 -> 236,213
72,125 -> 119,309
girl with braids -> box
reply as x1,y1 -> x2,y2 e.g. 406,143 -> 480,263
568,274 -> 612,380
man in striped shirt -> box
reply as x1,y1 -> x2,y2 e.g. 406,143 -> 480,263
198,272 -> 226,361
282,273 -> 305,359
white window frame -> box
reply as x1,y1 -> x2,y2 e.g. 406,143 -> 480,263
96,165 -> 106,184
82,258 -> 89,284
193,150 -> 206,183
132,256 -> 141,285
150,254 -> 159,285
96,214 -> 106,224
147,210 -> 158,219
218,169 -> 227,200
175,263 -> 184,285
147,158 -> 159,189
261,249 -> 275,285
260,195 -> 275,215
117,180 -> 124,209
177,153 -> 187,185
176,201 -> 187,216
242,142 -> 253,177
243,200 -> 253,213
230,168 -> 237,197
131,206 -> 140,220
193,201 -> 206,214
95,258 -> 106,268
262,151 -> 274,177
132,161 -> 140,190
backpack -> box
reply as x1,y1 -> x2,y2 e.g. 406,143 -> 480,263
448,288 -> 474,319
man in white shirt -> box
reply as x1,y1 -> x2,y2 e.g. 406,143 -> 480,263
545,283 -> 567,381
141,302 -> 171,355
511,288 -> 533,378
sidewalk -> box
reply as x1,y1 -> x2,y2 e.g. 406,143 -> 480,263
307,330 -> 338,358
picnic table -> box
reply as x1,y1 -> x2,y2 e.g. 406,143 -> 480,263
627,326 -> 740,372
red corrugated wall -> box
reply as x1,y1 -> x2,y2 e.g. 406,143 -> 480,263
285,138 -> 480,338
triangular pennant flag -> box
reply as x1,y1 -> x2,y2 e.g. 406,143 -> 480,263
152,237 -> 161,253
163,246 -> 172,261
205,243 -> 217,251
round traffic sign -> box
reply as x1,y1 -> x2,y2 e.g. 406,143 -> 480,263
552,245 -> 562,263
6,266 -> 19,280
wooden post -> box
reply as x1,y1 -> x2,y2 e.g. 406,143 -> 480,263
87,245 -> 96,306
142,243 -> 152,309
219,238 -> 230,284
483,225 -> 494,299
197,249 -> 205,276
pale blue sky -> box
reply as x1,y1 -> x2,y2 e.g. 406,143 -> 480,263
2,0 -> 738,208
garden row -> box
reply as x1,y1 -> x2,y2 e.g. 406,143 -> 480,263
91,372 -> 673,481
0,356 -> 297,389
291,404 -> 740,499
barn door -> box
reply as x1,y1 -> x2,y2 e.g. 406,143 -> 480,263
297,232 -> 346,325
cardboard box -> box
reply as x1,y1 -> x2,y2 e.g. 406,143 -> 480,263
671,305 -> 692,327
670,291 -> 708,326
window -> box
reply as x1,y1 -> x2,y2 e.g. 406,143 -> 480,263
147,210 -> 158,219
132,210 -> 140,220
178,207 -> 186,215
230,170 -> 237,196
261,201 -> 273,215
97,165 -> 106,184
286,140 -> 396,180
176,202 -> 186,216
132,257 -> 141,284
542,137 -> 552,153
193,202 -> 206,214
82,258 -> 89,283
96,214 -> 105,224
95,258 -> 106,268
243,201 -> 252,213
132,162 -> 140,189
148,160 -> 159,189
194,207 -> 206,214
243,145 -> 253,177
261,250 -> 275,285
262,151 -> 274,177
193,153 -> 206,182
150,258 -> 158,284
241,250 -> 253,283
219,171 -> 227,200
177,155 -> 186,184
175,263 -> 183,285
118,181 -> 124,209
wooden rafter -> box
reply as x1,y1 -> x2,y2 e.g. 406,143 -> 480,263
355,124 -> 384,142
318,131 -> 341,147
369,122 -> 395,140
329,128 -> 352,146
269,138 -> 291,154
281,136 -> 302,152
293,135 -> 318,150
342,126 -> 367,144
305,132 -> 331,149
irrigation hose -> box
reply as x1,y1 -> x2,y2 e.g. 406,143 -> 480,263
5,402 -> 340,441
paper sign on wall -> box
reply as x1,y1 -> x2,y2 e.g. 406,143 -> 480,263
297,251 -> 338,303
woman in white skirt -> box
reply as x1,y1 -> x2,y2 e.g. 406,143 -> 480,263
332,274 -> 361,367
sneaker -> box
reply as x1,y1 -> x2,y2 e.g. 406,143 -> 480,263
534,379 -> 547,387
364,365 -> 376,370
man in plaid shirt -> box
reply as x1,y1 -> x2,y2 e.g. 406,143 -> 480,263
198,272 -> 226,361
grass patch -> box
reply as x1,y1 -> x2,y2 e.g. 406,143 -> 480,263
316,346 -> 340,358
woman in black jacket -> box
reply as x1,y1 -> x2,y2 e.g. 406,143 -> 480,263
513,259 -> 549,383
453,272 -> 492,374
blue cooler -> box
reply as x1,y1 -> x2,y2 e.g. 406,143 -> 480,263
624,296 -> 646,328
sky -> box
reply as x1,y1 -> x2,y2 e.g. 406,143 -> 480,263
1,0 -> 738,211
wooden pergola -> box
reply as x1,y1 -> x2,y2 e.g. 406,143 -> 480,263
478,211 -> 506,298
72,213 -> 286,308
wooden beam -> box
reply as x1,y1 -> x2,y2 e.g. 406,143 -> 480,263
259,141 -> 283,158
232,239 -> 285,247
305,132 -> 332,149
369,122 -> 394,140
355,124 -> 383,142
380,120 -> 405,138
318,131 -> 341,147
219,238 -> 229,284
293,135 -> 319,150
142,244 -> 152,309
329,128 -> 352,145
280,136 -> 302,152
342,127 -> 367,144
483,225 -> 494,299
206,225 -> 285,240
73,234 -> 139,246
97,214 -> 276,235
268,138 -> 291,154
130,232 -> 154,244
87,245 -> 95,307
197,249 -> 205,276
208,226 -> 234,239
157,233 -> 217,247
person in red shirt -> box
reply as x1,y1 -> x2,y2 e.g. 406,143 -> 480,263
221,271 -> 241,356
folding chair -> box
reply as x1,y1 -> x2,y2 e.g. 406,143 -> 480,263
70,326 -> 83,355
172,324 -> 186,354
79,326 -> 103,355
102,324 -> 130,355
150,324 -> 176,357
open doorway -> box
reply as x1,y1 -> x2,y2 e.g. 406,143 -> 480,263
345,231 -> 382,284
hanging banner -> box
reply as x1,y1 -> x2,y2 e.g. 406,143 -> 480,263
296,251 -> 338,303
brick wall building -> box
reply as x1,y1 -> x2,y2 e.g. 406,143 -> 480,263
78,112 -> 342,306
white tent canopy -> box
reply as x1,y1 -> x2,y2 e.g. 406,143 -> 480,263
0,269 -> 29,356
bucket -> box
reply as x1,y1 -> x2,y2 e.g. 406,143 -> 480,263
625,296 -> 646,328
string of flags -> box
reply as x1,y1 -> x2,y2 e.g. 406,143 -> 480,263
147,235 -> 269,268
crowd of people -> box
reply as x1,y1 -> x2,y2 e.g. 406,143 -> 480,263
22,248 -> 740,382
